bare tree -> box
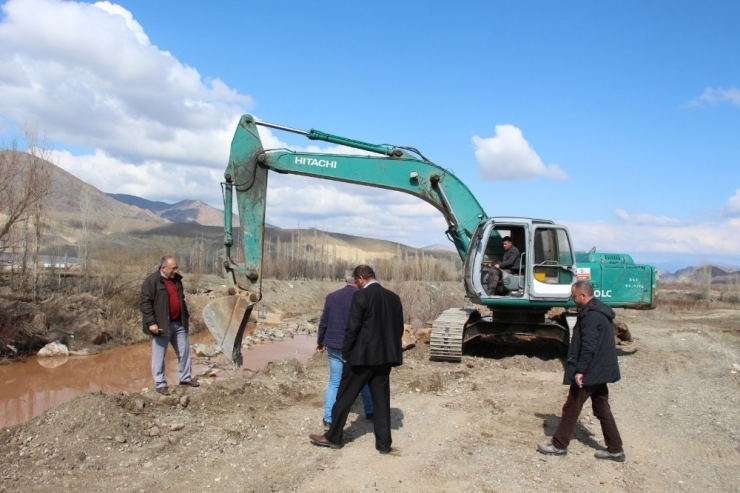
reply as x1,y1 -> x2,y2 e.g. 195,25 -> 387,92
77,187 -> 94,290
0,143 -> 27,257
0,124 -> 53,298
698,262 -> 713,301
24,124 -> 53,302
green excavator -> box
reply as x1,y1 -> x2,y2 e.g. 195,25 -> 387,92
203,114 -> 658,366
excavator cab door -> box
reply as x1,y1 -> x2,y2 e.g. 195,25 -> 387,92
462,220 -> 495,298
462,219 -> 524,298
528,226 -> 575,300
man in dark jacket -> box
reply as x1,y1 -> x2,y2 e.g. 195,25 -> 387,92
538,280 -> 625,461
309,264 -> 404,454
316,272 -> 373,431
140,256 -> 199,395
488,236 -> 521,294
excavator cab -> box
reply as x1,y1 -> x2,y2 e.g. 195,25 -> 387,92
463,217 -> 576,304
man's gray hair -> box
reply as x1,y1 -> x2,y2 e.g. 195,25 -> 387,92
572,279 -> 594,296
344,270 -> 355,283
160,255 -> 175,268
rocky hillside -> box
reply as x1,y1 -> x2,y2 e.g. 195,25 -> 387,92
108,194 -> 225,227
659,264 -> 740,284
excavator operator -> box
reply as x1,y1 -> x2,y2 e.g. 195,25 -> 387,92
487,236 -> 521,294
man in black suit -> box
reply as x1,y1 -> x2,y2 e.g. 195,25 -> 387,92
309,264 -> 404,454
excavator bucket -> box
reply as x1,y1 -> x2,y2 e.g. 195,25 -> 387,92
202,294 -> 256,367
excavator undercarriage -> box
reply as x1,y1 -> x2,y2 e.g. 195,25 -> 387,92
429,307 -> 571,362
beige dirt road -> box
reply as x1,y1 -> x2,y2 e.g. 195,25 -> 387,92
1,281 -> 739,492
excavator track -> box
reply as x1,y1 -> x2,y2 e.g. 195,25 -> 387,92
429,307 -> 478,362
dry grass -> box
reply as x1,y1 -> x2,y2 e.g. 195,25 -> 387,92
658,281 -> 740,312
385,280 -> 469,328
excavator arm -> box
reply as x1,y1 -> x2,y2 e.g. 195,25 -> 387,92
205,114 -> 487,365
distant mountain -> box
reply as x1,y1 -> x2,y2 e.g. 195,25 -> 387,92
659,264 -> 740,284
109,194 -> 225,227
423,244 -> 455,252
104,194 -> 172,213
642,255 -> 740,275
0,151 -> 163,223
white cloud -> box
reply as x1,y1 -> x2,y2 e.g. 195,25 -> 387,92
264,171 -> 449,247
566,215 -> 740,259
0,0 -> 250,168
692,87 -> 740,108
52,149 -> 225,206
473,124 -> 567,181
722,189 -> 740,217
614,209 -> 683,227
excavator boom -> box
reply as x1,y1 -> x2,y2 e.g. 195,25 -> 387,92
204,114 -> 487,365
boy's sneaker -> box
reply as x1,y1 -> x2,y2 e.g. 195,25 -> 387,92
323,420 -> 330,431
365,413 -> 374,422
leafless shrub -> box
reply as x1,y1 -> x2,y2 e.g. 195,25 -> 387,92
719,291 -> 740,303
658,298 -> 710,312
386,281 -> 467,328
102,284 -> 144,344
76,248 -> 156,342
697,263 -> 713,301
0,301 -> 47,356
657,278 -> 740,311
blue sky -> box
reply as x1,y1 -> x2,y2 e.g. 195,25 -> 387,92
1,0 -> 739,272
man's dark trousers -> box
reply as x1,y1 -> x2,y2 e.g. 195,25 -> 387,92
325,363 -> 392,452
552,383 -> 623,453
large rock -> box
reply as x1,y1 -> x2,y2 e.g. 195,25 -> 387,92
414,328 -> 432,344
192,344 -> 219,358
37,341 -> 69,357
614,320 -> 632,343
402,324 -> 417,351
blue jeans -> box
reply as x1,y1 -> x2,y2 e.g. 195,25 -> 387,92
324,347 -> 373,423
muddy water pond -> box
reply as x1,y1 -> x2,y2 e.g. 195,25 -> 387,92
0,332 -> 316,428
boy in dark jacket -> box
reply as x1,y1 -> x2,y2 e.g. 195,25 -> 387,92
537,280 -> 626,462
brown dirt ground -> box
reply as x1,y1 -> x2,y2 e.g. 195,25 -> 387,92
1,281 -> 739,493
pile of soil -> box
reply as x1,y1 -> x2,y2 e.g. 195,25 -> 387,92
1,282 -> 739,492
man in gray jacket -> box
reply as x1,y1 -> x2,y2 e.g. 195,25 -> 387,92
487,236 -> 521,294
140,256 -> 199,395
537,280 -> 625,462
